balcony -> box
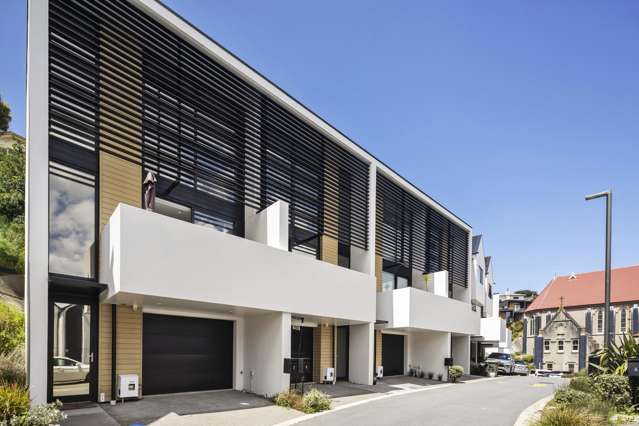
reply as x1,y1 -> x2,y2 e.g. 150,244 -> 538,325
99,204 -> 376,323
479,316 -> 508,344
376,287 -> 480,335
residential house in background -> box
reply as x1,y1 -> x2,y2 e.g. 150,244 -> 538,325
523,265 -> 639,373
26,0 -> 478,405
470,236 -> 511,363
499,292 -> 535,325
0,131 -> 25,148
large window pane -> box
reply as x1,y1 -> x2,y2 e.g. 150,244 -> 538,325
382,271 -> 394,292
49,164 -> 95,278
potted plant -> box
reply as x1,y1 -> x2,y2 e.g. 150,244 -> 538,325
486,363 -> 498,378
448,365 -> 464,383
436,373 -> 443,381
427,372 -> 434,380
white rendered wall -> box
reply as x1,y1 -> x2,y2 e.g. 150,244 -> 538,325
377,288 -> 480,335
244,312 -> 291,397
101,205 -> 376,323
26,0 -> 49,405
407,331 -> 450,378
244,201 -> 289,251
451,335 -> 471,373
349,323 -> 374,385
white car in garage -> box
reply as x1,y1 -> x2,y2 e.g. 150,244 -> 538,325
53,357 -> 89,384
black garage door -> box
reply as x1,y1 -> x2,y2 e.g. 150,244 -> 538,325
143,313 -> 233,395
382,334 -> 405,376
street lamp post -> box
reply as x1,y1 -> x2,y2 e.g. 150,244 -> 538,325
585,190 -> 612,349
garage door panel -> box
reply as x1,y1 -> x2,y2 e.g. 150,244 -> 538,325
143,314 -> 233,395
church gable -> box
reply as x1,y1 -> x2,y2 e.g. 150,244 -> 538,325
541,308 -> 581,339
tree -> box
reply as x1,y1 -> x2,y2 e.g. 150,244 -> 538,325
0,95 -> 10,132
515,289 -> 538,298
0,143 -> 24,273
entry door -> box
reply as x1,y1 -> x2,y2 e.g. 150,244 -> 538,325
382,334 -> 405,376
291,326 -> 313,383
49,297 -> 98,402
336,326 -> 349,380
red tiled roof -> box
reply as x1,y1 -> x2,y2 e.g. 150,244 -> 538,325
526,265 -> 639,312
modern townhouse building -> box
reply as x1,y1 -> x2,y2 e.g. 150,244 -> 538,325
25,0 -> 477,405
469,236 -> 510,363
523,266 -> 639,373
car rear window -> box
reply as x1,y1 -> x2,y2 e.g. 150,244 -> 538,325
487,353 -> 510,360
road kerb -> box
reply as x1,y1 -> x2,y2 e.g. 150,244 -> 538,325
513,394 -> 553,426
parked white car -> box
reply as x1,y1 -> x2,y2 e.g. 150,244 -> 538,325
53,356 -> 89,384
513,360 -> 529,376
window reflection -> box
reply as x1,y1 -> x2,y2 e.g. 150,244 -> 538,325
52,303 -> 91,398
49,163 -> 95,278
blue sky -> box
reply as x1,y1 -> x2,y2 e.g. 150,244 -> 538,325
1,0 -> 638,293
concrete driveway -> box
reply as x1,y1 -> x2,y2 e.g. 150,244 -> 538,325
294,376 -> 564,426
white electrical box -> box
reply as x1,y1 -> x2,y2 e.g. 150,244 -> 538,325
323,367 -> 335,383
117,374 -> 139,399
376,366 -> 384,379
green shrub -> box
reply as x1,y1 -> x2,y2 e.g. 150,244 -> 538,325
274,390 -> 302,410
534,405 -> 606,426
436,373 -> 443,381
301,389 -> 331,414
553,388 -> 590,407
0,383 -> 29,422
8,401 -> 66,426
568,376 -> 592,393
448,365 -> 464,382
591,374 -> 631,410
0,302 -> 24,357
0,348 -> 25,386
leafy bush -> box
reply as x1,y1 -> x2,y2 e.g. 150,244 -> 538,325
0,348 -> 25,386
553,388 -> 590,407
0,302 -> 24,356
436,373 -> 443,381
301,389 -> 331,414
486,363 -> 498,376
8,401 -> 66,426
275,390 -> 302,410
534,405 -> 606,426
591,334 -> 639,376
448,365 -> 464,383
0,383 -> 29,422
568,376 -> 592,394
427,372 -> 434,380
591,374 -> 631,410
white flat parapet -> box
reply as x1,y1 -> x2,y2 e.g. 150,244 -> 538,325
100,204 -> 376,323
377,287 -> 480,335
479,316 -> 508,342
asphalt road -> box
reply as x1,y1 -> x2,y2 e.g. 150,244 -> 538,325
299,376 -> 565,426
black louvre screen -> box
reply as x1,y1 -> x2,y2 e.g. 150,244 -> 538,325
49,0 -> 369,250
376,172 -> 468,288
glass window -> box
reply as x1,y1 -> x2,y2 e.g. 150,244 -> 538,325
546,363 -> 553,370
557,340 -> 564,352
544,340 -> 550,351
597,310 -> 603,333
382,272 -> 394,292
193,210 -> 234,234
396,276 -> 409,289
478,266 -> 484,285
49,164 -> 95,278
572,339 -> 579,351
338,243 -> 350,269
568,363 -> 575,373
621,308 -> 628,333
155,198 -> 191,222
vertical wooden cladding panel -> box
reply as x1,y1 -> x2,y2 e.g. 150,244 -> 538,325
98,304 -> 112,399
98,25 -> 142,230
320,235 -> 338,265
375,255 -> 383,292
313,325 -> 334,383
375,330 -> 383,367
116,306 -> 143,392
